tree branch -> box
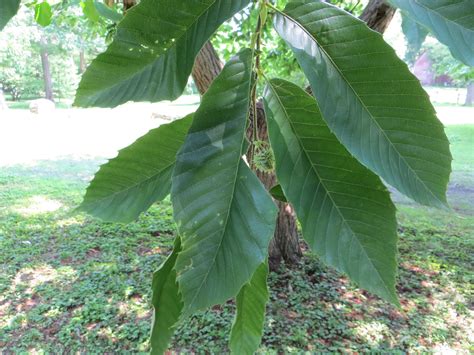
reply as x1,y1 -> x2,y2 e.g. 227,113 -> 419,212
360,0 -> 396,34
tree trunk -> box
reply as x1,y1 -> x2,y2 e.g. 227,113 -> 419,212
192,44 -> 302,270
79,50 -> 87,74
360,0 -> 396,33
245,104 -> 302,270
465,82 -> 474,106
192,42 -> 223,95
0,89 -> 8,111
39,37 -> 54,101
123,0 -> 135,12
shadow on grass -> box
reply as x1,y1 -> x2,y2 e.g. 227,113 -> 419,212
0,205 -> 176,352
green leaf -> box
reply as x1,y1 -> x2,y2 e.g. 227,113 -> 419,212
81,0 -> 100,22
79,114 -> 193,223
94,1 -> 122,23
172,49 -> 277,315
401,11 -> 429,64
74,0 -> 251,108
150,237 -> 183,355
229,261 -> 269,355
390,0 -> 474,66
0,0 -> 20,31
264,78 -> 399,304
274,0 -> 452,209
35,1 -> 53,27
269,184 -> 287,203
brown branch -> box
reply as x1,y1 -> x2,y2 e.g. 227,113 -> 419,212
123,0 -> 135,13
360,0 -> 396,34
192,42 -> 223,95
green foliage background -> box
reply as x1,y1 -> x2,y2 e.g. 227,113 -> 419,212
0,4 -> 106,100
423,41 -> 474,87
212,0 -> 366,89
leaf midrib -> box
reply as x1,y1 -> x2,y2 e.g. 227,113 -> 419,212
183,71 -> 253,313
267,80 -> 394,299
183,158 -> 245,313
278,5 -> 445,206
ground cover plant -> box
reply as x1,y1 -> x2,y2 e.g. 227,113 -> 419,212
1,0 -> 473,352
0,124 -> 472,352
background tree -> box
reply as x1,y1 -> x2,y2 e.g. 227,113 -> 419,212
399,9 -> 473,107
0,8 -> 45,100
0,0 -> 109,101
423,41 -> 474,106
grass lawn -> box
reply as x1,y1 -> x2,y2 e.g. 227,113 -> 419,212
6,101 -> 72,110
0,125 -> 472,353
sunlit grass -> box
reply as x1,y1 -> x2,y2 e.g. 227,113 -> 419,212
13,196 -> 63,216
